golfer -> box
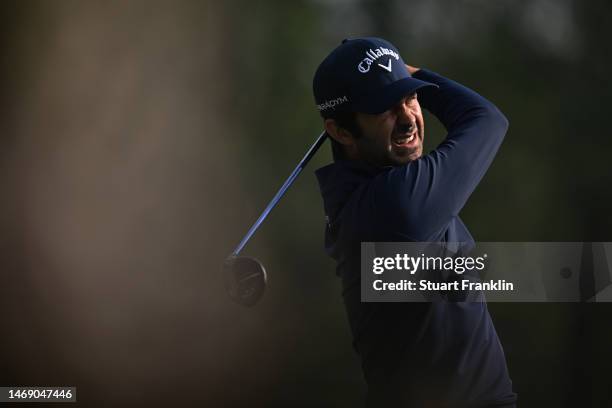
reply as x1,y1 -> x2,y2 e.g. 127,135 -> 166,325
313,37 -> 517,407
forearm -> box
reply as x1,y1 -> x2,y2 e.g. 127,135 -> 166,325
412,69 -> 507,132
373,69 -> 509,238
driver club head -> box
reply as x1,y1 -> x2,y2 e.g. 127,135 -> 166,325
223,256 -> 267,306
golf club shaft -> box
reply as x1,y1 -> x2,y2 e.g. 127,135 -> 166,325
231,131 -> 328,256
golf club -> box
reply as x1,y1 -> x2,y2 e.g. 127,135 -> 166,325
224,131 -> 328,306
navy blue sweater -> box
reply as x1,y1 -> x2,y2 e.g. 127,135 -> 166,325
315,70 -> 517,407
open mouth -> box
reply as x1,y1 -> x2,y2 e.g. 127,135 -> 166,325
393,133 -> 415,145
392,131 -> 418,148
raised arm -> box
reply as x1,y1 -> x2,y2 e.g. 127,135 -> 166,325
370,69 -> 508,240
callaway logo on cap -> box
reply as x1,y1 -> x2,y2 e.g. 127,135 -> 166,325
313,37 -> 437,116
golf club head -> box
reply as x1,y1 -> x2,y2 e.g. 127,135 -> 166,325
224,256 -> 267,306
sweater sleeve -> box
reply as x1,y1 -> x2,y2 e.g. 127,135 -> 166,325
370,69 -> 508,240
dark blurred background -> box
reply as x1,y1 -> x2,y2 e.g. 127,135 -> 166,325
1,0 -> 611,406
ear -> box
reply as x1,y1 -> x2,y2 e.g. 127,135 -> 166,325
324,119 -> 355,148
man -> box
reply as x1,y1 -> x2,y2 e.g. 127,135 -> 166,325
313,37 -> 517,407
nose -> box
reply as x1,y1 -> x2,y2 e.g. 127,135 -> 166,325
393,98 -> 416,130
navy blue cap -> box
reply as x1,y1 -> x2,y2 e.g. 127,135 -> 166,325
313,37 -> 437,116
